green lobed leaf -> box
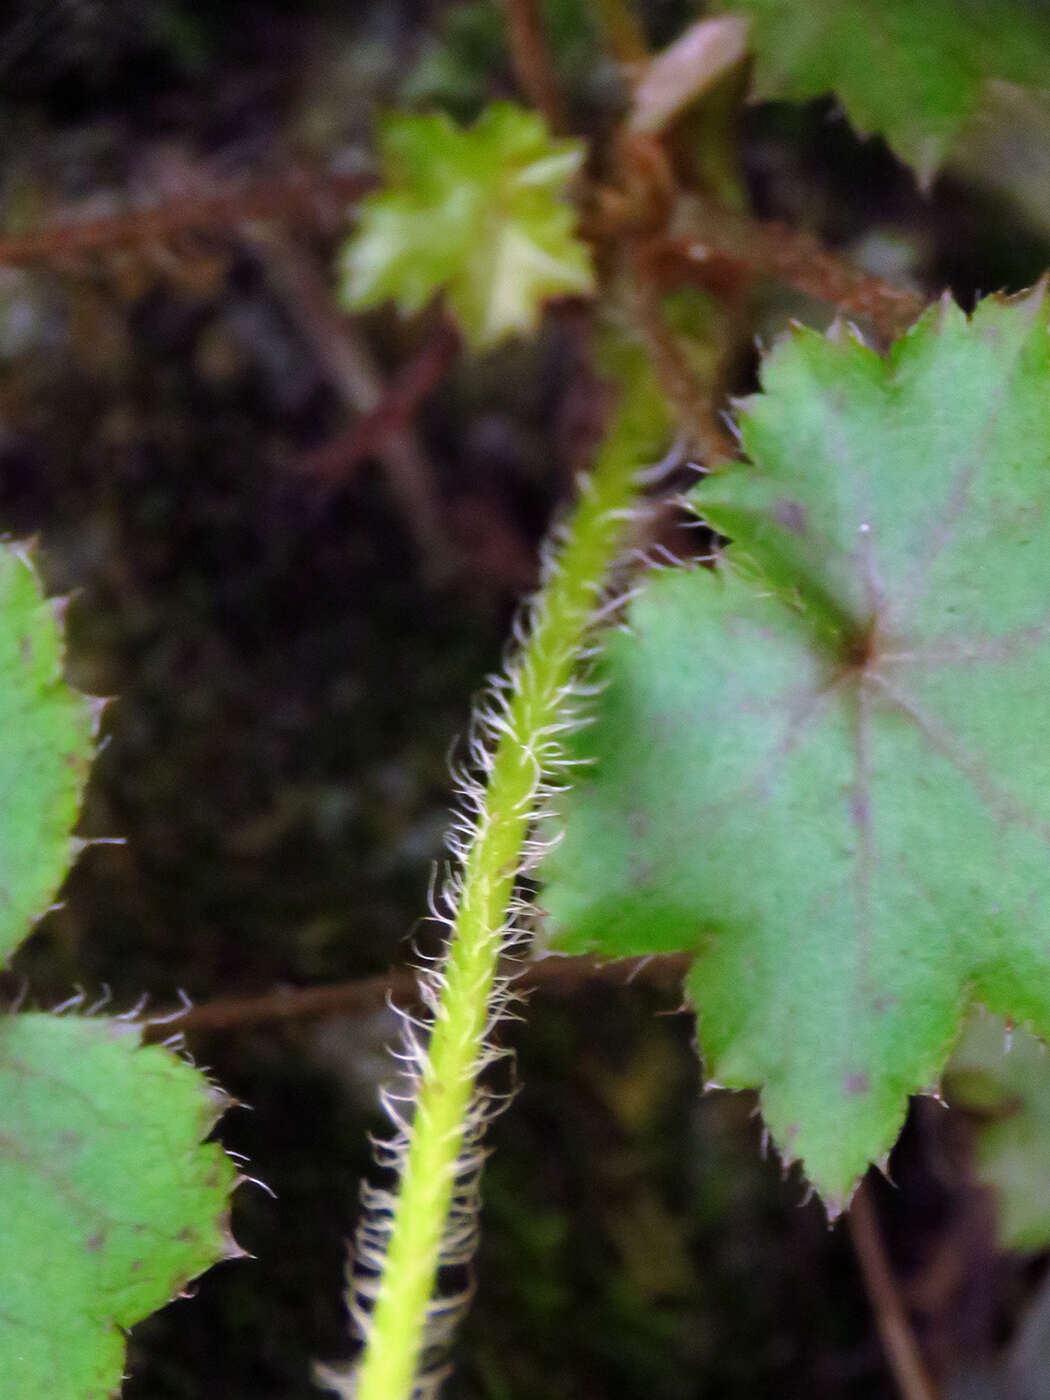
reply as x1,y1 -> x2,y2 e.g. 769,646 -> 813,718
721,0 -> 1050,184
541,286 -> 1050,1209
0,1013 -> 240,1398
946,1008 -> 1050,1252
340,102 -> 593,349
0,543 -> 95,965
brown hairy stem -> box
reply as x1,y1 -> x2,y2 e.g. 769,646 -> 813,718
627,246 -> 737,466
654,210 -> 927,341
0,169 -> 375,266
0,165 -> 925,343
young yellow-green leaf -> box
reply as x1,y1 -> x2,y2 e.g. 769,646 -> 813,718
541,286 -> 1050,1211
946,1008 -> 1050,1252
721,0 -> 1050,184
0,1013 -> 240,1398
0,544 -> 95,965
340,103 -> 593,349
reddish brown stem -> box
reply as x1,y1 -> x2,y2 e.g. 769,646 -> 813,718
295,321 -> 460,486
627,248 -> 736,466
505,0 -> 570,133
654,210 -> 926,341
141,953 -> 691,1041
849,1178 -> 941,1400
0,170 -> 375,266
246,227 -> 456,583
0,165 -> 926,344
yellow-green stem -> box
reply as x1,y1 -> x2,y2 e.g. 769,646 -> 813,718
352,349 -> 670,1400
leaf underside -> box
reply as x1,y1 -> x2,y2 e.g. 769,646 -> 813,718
723,0 -> 1050,183
0,545 -> 95,966
0,1014 -> 240,1399
541,286 -> 1050,1209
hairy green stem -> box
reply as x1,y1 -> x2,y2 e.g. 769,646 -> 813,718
347,349 -> 670,1400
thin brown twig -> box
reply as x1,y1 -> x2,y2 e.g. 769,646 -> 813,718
245,227 -> 457,583
295,321 -> 460,486
848,1177 -> 941,1400
0,169 -> 375,267
504,0 -> 570,133
142,952 -> 692,1041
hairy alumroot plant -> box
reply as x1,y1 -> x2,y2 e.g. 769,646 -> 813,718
316,340 -> 672,1400
542,287 -> 1050,1212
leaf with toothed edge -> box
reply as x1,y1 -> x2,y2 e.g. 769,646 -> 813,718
0,545 -> 242,1392
0,1014 -> 242,1398
721,0 -> 1050,185
339,102 -> 593,350
540,284 -> 1050,1211
0,543 -> 96,965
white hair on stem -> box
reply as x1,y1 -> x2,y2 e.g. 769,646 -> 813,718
317,357 -> 675,1400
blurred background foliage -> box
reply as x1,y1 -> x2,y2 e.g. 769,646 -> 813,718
4,1 -> 1050,1396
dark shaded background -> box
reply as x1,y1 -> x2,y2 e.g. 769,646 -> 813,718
3,2 -> 1050,1396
